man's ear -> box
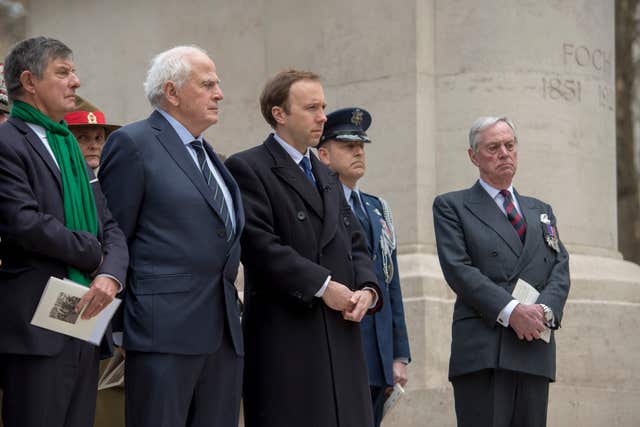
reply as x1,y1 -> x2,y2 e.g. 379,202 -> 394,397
19,70 -> 37,95
272,106 -> 286,125
468,148 -> 479,167
317,146 -> 331,166
163,81 -> 179,107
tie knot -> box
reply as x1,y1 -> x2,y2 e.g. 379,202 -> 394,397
190,140 -> 204,151
500,189 -> 511,200
300,156 -> 312,171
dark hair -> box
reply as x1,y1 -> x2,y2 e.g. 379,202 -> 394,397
4,36 -> 73,101
259,69 -> 320,128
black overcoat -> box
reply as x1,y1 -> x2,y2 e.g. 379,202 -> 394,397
226,135 -> 381,427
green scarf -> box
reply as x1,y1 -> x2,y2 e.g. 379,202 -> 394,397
11,100 -> 99,286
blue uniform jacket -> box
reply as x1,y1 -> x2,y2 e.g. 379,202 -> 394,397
359,192 -> 411,386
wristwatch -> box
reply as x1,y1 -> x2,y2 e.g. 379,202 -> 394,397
540,304 -> 553,324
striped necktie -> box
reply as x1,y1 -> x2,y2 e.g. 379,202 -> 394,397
500,189 -> 526,242
190,141 -> 234,241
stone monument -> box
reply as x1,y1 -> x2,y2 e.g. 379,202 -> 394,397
20,1 -> 640,425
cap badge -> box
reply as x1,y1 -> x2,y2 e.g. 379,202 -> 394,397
87,112 -> 97,124
350,109 -> 364,128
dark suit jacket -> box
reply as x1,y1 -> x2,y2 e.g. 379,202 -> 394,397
225,134 -> 381,427
98,111 -> 244,355
0,117 -> 128,356
359,192 -> 411,387
433,181 -> 570,381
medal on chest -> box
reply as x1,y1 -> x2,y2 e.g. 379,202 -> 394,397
540,213 -> 560,253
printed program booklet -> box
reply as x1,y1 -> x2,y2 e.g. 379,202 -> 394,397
31,276 -> 121,346
382,383 -> 405,419
98,349 -> 125,390
512,278 -> 551,343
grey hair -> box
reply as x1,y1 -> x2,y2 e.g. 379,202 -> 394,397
143,45 -> 208,108
468,116 -> 517,152
4,36 -> 73,102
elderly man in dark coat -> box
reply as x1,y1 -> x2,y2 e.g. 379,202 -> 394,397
226,69 -> 382,427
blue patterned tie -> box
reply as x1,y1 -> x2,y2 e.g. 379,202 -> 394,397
299,156 -> 316,185
190,141 -> 234,241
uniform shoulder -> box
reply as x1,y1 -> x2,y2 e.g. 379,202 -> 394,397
360,192 -> 384,208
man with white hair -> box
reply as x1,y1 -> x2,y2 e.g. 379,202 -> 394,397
432,117 -> 570,427
99,46 -> 245,427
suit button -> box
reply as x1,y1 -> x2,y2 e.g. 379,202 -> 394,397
348,254 -> 353,261
372,254 -> 377,260
297,211 -> 306,221
343,216 -> 351,227
217,229 -> 226,238
490,251 -> 498,257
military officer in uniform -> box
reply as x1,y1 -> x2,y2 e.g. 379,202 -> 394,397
317,107 -> 411,426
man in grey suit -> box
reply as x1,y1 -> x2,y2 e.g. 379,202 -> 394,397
433,117 -> 570,427
99,46 -> 244,427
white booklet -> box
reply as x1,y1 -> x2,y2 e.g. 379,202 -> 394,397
98,349 -> 125,390
512,279 -> 550,343
382,383 -> 405,419
31,276 -> 121,346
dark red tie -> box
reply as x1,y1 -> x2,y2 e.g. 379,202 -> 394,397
500,189 -> 526,242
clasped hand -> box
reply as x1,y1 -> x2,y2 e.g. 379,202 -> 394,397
509,303 -> 546,341
321,280 -> 373,322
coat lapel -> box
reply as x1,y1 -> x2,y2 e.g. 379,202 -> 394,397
464,181 -> 523,256
265,136 -> 323,219
205,141 -> 245,241
11,117 -> 62,193
149,111 -> 222,219
508,191 -> 542,280
313,153 -> 339,249
362,195 -> 378,255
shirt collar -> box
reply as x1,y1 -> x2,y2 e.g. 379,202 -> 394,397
479,177 -> 514,201
342,183 -> 361,204
25,122 -> 47,139
157,108 -> 203,146
273,132 -> 310,165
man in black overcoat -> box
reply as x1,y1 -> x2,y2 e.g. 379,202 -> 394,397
226,69 -> 382,427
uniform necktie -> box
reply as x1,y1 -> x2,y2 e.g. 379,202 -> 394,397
190,141 -> 234,241
351,192 -> 372,245
500,189 -> 526,242
299,156 -> 316,185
